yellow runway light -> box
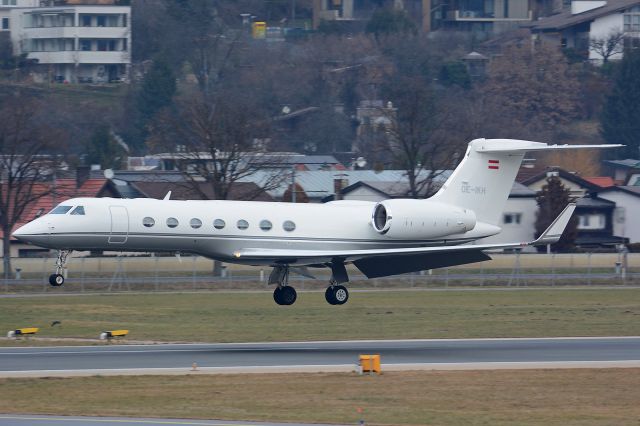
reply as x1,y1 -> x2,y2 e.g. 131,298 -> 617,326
7,327 -> 39,338
100,329 -> 129,340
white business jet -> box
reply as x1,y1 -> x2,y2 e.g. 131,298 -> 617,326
12,139 -> 619,305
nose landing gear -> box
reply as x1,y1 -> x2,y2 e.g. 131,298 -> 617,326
48,250 -> 70,287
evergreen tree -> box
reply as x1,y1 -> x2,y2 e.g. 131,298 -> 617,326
136,58 -> 176,142
86,126 -> 125,170
365,8 -> 416,37
535,176 -> 577,252
601,49 -> 640,159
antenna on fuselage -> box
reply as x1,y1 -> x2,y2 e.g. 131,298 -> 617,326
163,191 -> 172,200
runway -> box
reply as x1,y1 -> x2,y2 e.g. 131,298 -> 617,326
1,337 -> 640,377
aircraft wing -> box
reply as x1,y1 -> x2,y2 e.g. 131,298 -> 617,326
234,204 -> 576,270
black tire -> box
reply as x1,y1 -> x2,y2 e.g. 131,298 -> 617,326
333,285 -> 349,305
273,287 -> 284,305
280,286 -> 297,305
49,274 -> 64,287
325,286 -> 337,305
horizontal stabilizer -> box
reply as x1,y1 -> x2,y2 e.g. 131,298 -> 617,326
533,203 -> 576,245
475,139 -> 623,153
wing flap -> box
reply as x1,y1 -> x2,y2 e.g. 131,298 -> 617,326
354,251 -> 491,278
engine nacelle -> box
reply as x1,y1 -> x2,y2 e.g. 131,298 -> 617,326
371,199 -> 476,239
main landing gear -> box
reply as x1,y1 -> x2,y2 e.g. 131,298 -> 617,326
270,266 -> 297,305
49,250 -> 70,287
269,262 -> 350,306
325,282 -> 349,305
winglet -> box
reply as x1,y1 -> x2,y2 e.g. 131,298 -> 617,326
533,203 -> 576,245
163,191 -> 172,200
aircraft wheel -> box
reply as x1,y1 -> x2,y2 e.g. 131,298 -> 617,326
333,285 -> 349,305
274,286 -> 297,305
325,286 -> 337,305
49,274 -> 64,287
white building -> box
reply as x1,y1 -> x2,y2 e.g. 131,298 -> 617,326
532,0 -> 640,62
10,2 -> 130,83
597,186 -> 640,243
0,0 -> 38,32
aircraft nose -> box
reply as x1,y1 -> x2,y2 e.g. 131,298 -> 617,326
12,221 -> 50,246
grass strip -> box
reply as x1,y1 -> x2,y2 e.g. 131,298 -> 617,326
1,289 -> 640,344
1,369 -> 639,425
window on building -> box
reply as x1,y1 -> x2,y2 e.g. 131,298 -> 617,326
283,220 -> 296,232
2,18 -> 9,30
80,40 -> 91,51
166,217 -> 179,228
578,214 -> 606,230
259,220 -> 273,231
108,40 -> 116,51
190,218 -> 202,229
142,217 -> 155,228
97,15 -> 106,27
503,213 -> 522,225
81,15 -> 91,27
624,6 -> 640,32
97,40 -> 107,51
237,219 -> 249,230
213,219 -> 225,230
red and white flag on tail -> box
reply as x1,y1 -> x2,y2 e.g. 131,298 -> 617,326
488,159 -> 499,170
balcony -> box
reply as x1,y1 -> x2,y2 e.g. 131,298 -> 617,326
447,9 -> 532,21
24,26 -> 128,39
28,50 -> 129,64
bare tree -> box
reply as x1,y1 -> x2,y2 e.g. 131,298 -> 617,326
589,31 -> 625,64
372,76 -> 468,198
149,91 -> 285,201
0,95 -> 64,279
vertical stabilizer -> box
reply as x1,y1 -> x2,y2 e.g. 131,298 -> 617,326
431,139 -> 524,225
430,139 -> 621,226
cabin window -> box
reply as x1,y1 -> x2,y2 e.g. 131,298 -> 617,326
70,206 -> 85,215
142,217 -> 155,228
213,219 -> 225,230
259,220 -> 272,231
50,205 -> 72,214
190,218 -> 202,229
166,217 -> 179,228
283,220 -> 296,232
237,219 -> 249,230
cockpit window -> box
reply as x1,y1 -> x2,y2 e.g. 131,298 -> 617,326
70,206 -> 85,215
50,205 -> 72,214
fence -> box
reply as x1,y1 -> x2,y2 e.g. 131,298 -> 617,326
2,252 -> 639,293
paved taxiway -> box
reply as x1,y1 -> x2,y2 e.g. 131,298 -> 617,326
1,337 -> 640,376
0,415 -> 347,426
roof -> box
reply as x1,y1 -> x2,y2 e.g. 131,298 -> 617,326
242,170 -> 453,200
131,181 -> 273,202
531,0 -> 640,31
576,195 -> 616,208
598,185 -> 640,196
603,159 -> 640,169
521,167 -> 601,192
584,176 -> 616,188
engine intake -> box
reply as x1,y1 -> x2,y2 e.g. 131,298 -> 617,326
371,199 -> 476,239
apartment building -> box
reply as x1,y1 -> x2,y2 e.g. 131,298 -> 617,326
0,0 -> 38,32
9,0 -> 130,83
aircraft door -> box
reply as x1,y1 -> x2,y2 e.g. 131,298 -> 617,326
108,206 -> 129,244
